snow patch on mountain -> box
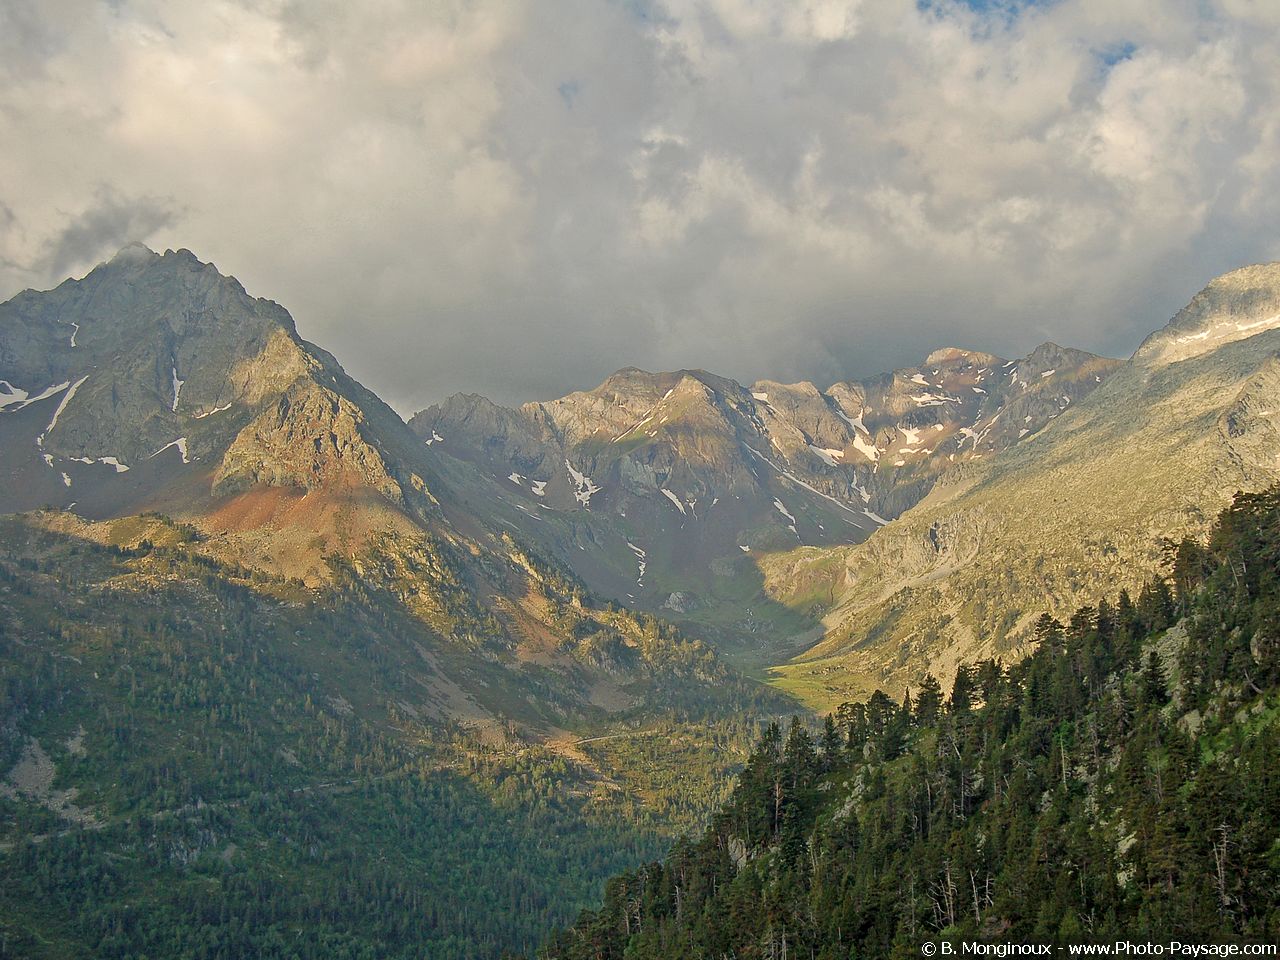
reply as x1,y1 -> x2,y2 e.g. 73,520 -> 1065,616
834,407 -> 869,435
1173,314 -> 1280,347
171,365 -> 185,412
910,392 -> 960,407
1,380 -> 70,413
851,434 -> 879,462
71,456 -> 130,473
0,380 -> 30,411
37,377 -> 88,447
150,438 -> 190,464
744,446 -> 869,527
772,498 -> 798,536
565,460 -> 600,507
626,542 -> 647,585
660,488 -> 686,515
808,444 -> 844,466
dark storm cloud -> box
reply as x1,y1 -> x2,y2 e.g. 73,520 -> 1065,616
42,188 -> 180,280
1,0 -> 1278,412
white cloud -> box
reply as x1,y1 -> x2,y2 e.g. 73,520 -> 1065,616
1,0 -> 1277,411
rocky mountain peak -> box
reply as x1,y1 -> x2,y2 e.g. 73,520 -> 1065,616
0,246 -> 439,547
1136,261 -> 1280,366
921,346 -> 1000,368
108,240 -> 162,266
750,379 -> 823,401
413,336 -> 1119,618
1021,341 -> 1095,370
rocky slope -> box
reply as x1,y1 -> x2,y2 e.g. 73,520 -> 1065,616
0,251 -> 792,960
761,262 -> 1280,708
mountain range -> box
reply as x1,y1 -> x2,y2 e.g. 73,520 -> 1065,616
411,343 -> 1115,613
6,245 -> 1280,703
759,261 -> 1280,707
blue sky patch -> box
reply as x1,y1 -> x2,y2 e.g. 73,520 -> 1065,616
919,0 -> 1059,21
558,80 -> 581,109
1097,40 -> 1139,67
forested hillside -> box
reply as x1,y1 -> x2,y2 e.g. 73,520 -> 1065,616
0,511 -> 779,959
543,488 -> 1280,958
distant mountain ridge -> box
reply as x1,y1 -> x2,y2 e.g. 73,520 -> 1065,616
409,341 -> 1118,633
0,243 -> 439,549
415,345 -> 1117,529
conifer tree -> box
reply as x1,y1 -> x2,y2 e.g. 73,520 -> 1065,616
915,674 -> 943,727
949,664 -> 976,715
820,714 -> 842,770
1140,651 -> 1168,707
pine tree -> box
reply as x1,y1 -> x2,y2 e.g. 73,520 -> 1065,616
1140,651 -> 1167,708
821,714 -> 842,770
949,665 -> 976,715
915,674 -> 943,727
1136,578 -> 1175,632
1034,613 -> 1065,651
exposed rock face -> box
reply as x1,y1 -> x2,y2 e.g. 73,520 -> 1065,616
14,241 -> 1277,717
213,379 -> 406,503
0,244 -> 763,738
0,244 -> 298,464
419,348 -> 1116,527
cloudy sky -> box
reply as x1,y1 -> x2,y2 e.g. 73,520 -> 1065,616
2,0 -> 1278,411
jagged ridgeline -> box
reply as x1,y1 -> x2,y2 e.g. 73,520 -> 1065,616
541,488 -> 1280,958
411,343 -> 1118,668
411,261 -> 1280,710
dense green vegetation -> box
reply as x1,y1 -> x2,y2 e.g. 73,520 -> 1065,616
543,488 -> 1280,958
0,514 -> 776,959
